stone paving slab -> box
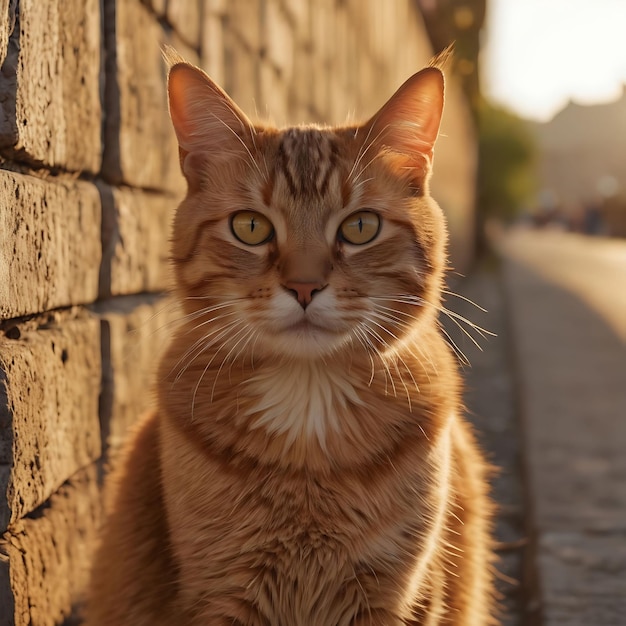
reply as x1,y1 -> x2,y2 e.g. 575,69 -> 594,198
538,531 -> 626,625
498,229 -> 626,625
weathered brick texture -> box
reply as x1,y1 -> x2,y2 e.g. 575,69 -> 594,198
0,0 -> 15,68
95,294 -> 179,454
98,185 -> 174,299
0,1 -> 477,623
0,466 -> 102,626
0,311 -> 101,531
101,0 -> 191,194
0,171 -> 101,319
0,0 -> 101,172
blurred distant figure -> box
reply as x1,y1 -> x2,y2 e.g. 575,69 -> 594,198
582,201 -> 605,235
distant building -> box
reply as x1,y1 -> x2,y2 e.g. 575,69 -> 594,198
532,87 -> 626,235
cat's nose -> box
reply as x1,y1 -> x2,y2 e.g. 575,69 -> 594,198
282,281 -> 327,309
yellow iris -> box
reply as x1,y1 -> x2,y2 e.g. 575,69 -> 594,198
339,211 -> 380,245
230,211 -> 274,245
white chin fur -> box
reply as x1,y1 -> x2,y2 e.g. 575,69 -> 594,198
264,325 -> 349,359
259,291 -> 351,358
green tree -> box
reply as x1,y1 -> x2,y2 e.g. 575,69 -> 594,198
477,100 -> 537,221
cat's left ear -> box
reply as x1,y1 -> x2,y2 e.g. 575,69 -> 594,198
362,67 -> 444,166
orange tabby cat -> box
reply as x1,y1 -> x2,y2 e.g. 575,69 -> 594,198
85,52 -> 496,625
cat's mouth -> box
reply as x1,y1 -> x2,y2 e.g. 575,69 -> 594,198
284,318 -> 329,333
265,316 -> 344,357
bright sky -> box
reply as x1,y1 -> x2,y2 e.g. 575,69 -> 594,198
482,0 -> 626,121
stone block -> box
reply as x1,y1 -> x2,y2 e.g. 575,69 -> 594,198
0,465 -> 102,626
95,294 -> 179,453
282,0 -> 310,46
222,27 -> 259,117
140,0 -> 166,16
205,0 -> 228,15
0,0 -> 16,68
0,311 -> 101,531
227,0 -> 262,52
283,11 -> 313,122
0,171 -> 101,320
166,0 -> 201,48
102,0 -> 190,194
141,0 -> 202,48
0,0 -> 101,173
263,0 -> 294,82
201,12 -> 226,85
259,62 -> 288,127
98,185 -> 176,299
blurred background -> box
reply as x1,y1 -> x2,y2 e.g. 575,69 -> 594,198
429,1 -> 626,624
1,1 -> 625,624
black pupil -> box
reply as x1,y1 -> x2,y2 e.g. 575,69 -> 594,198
358,217 -> 363,232
250,218 -> 256,232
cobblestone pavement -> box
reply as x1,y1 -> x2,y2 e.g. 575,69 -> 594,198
498,230 -> 626,626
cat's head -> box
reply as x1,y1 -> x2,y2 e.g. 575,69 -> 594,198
167,57 -> 447,361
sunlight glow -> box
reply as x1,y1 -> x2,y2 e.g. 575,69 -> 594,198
482,0 -> 626,121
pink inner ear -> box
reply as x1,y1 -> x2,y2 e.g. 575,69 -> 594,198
167,65 -> 205,147
365,67 -> 445,161
167,64 -> 253,154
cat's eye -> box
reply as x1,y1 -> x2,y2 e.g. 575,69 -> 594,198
338,211 -> 381,245
230,211 -> 274,246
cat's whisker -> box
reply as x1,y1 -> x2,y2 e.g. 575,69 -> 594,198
370,302 -> 418,322
155,303 -> 240,336
358,322 -> 398,398
439,310 -> 485,353
367,301 -> 440,378
437,322 -> 471,367
374,297 -> 473,365
185,309 -> 241,334
347,121 -> 378,182
348,122 -> 395,185
349,176 -> 376,200
365,310 -> 422,403
437,304 -> 493,339
441,289 -> 488,313
128,299 -> 243,350
351,327 -> 377,386
172,318 -> 245,384
210,325 -> 257,403
208,109 -> 266,181
368,308 -> 412,333
350,151 -> 384,185
173,322 -> 246,384
174,312 -> 243,365
378,294 -> 486,332
373,295 -> 493,347
190,323 -> 244,421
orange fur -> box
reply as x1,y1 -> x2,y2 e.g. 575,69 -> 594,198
85,57 -> 496,625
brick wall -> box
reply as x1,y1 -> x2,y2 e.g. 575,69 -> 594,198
0,1 -> 476,623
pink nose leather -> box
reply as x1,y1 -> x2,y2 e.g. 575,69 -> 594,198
283,281 -> 326,309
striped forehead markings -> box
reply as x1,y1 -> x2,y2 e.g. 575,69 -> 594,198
278,128 -> 339,199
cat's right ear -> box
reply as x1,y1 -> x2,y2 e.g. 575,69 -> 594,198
167,62 -> 254,156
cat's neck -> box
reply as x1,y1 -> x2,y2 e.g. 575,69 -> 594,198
159,328 -> 457,472
243,357 -> 365,450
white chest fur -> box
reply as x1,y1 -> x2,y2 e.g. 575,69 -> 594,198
244,360 -> 364,448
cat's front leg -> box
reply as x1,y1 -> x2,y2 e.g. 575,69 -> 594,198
84,412 -> 185,626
